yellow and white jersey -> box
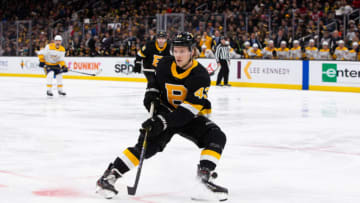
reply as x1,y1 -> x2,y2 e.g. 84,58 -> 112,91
346,49 -> 359,61
276,47 -> 290,59
333,47 -> 348,60
247,48 -> 262,58
305,47 -> 318,60
37,43 -> 66,67
229,48 -> 241,59
262,47 -> 275,59
317,49 -> 332,60
290,46 -> 302,60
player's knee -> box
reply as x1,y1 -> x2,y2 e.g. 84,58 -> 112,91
205,127 -> 226,153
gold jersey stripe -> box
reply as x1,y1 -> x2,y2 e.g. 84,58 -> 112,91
155,41 -> 167,52
46,84 -> 52,87
201,149 -> 221,160
57,85 -> 63,87
171,60 -> 198,79
199,108 -> 211,115
123,149 -> 139,167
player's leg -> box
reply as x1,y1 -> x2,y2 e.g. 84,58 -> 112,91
46,70 -> 54,96
56,73 -> 66,95
97,126 -> 174,198
179,116 -> 228,199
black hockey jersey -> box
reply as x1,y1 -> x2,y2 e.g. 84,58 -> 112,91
135,40 -> 171,71
153,56 -> 212,129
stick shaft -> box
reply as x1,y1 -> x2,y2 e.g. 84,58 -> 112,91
127,103 -> 155,195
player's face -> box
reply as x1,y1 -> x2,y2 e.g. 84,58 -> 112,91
55,40 -> 61,47
157,37 -> 166,48
173,46 -> 192,68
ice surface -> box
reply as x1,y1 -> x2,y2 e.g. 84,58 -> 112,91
0,76 -> 360,203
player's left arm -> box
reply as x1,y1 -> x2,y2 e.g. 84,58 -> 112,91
59,47 -> 68,72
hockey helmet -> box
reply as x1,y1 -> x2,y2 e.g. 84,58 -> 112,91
172,32 -> 195,50
54,35 -> 62,41
156,31 -> 167,38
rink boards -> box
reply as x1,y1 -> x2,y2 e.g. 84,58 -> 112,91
0,57 -> 360,93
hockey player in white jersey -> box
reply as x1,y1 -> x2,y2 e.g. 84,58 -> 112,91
37,35 -> 68,96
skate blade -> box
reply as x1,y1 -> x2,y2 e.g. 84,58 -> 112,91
96,186 -> 117,199
191,180 -> 228,202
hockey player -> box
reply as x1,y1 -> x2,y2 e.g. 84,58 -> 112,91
199,44 -> 215,58
96,32 -> 228,201
333,40 -> 348,60
38,35 -> 68,96
290,40 -> 302,60
133,31 -> 171,110
262,40 -> 276,59
317,41 -> 332,60
247,43 -> 262,59
243,41 -> 251,58
346,42 -> 360,61
305,39 -> 318,60
276,41 -> 290,60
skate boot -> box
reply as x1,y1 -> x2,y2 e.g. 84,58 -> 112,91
96,163 -> 122,199
197,165 -> 228,201
47,90 -> 53,96
58,90 -> 66,96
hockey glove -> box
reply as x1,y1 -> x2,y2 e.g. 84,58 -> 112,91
141,115 -> 167,137
60,66 -> 69,73
39,62 -> 45,68
133,61 -> 142,73
143,89 -> 160,112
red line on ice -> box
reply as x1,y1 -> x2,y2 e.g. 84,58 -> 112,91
32,188 -> 82,197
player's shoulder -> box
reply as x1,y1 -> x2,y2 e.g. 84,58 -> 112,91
191,60 -> 210,79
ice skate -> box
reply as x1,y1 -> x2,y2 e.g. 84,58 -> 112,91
193,165 -> 228,201
58,90 -> 66,96
96,163 -> 122,199
46,90 -> 53,96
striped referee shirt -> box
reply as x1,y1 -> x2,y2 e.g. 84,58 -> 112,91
215,45 -> 230,63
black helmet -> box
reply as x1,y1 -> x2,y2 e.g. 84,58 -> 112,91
156,31 -> 167,38
172,32 -> 195,49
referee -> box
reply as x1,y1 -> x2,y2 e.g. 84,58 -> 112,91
215,36 -> 231,86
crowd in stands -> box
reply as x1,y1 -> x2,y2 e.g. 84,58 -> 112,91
1,0 -> 360,60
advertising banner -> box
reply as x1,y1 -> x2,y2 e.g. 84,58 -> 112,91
309,61 -> 360,87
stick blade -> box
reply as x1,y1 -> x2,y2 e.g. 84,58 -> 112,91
127,186 -> 136,196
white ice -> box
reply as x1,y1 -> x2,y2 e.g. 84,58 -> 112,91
0,76 -> 360,203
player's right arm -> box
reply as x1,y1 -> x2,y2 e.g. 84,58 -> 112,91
133,44 -> 147,73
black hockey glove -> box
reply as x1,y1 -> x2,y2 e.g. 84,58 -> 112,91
143,89 -> 160,112
60,66 -> 69,73
133,61 -> 142,73
141,115 -> 167,137
39,62 -> 45,68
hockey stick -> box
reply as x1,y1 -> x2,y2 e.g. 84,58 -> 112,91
69,69 -> 102,76
127,102 -> 155,196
